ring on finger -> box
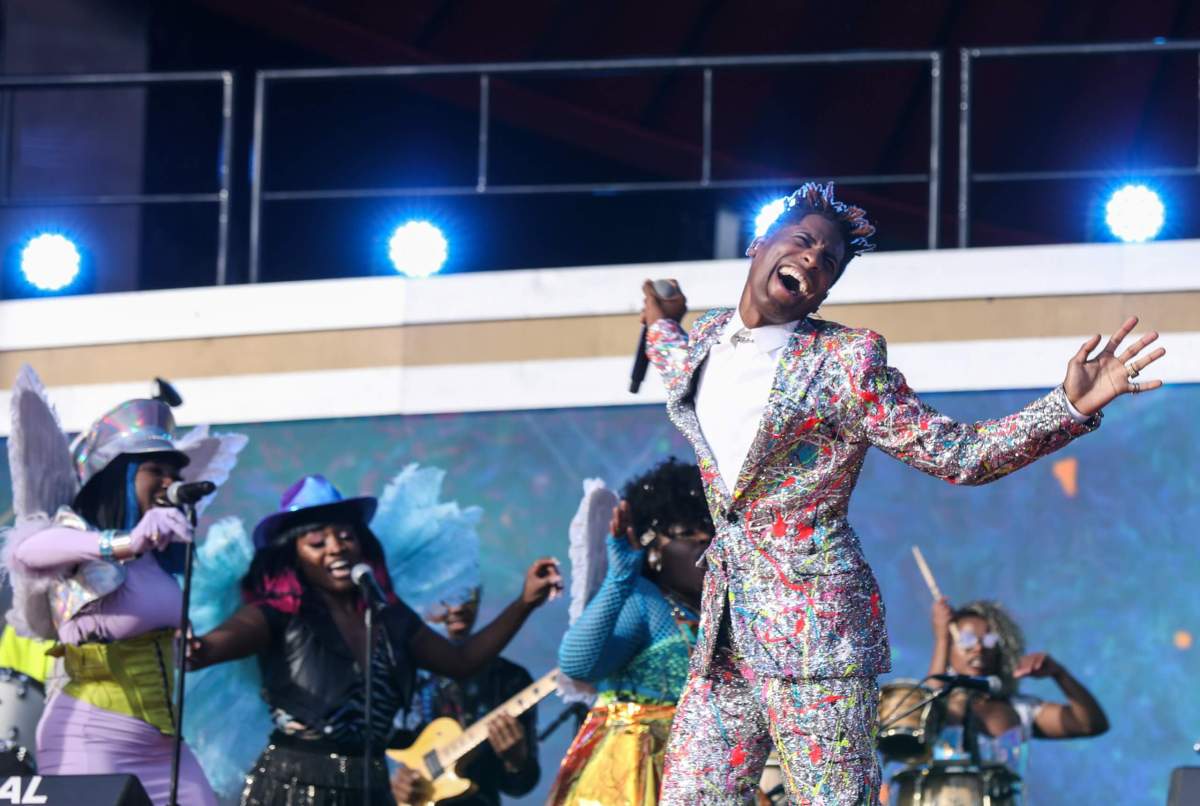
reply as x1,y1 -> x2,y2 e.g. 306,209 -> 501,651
1130,381 -> 1141,394
1126,364 -> 1140,379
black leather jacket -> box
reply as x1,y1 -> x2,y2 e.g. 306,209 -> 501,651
257,593 -> 421,748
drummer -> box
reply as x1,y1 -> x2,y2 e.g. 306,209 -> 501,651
926,597 -> 1108,776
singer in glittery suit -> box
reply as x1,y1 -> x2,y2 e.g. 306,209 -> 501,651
639,183 -> 1167,805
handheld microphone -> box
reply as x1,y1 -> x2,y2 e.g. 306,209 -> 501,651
930,674 -> 1003,695
164,480 -> 216,507
630,279 -> 682,394
350,563 -> 388,609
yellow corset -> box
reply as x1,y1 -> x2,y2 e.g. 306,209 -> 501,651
53,629 -> 176,735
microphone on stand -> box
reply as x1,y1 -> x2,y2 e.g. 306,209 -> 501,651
163,480 -> 216,508
630,279 -> 682,394
165,478 -> 215,806
350,563 -> 389,610
349,562 -> 387,805
929,674 -> 1004,696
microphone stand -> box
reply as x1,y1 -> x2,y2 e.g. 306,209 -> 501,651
537,702 -> 589,742
363,596 -> 377,806
168,503 -> 197,806
877,686 -> 954,732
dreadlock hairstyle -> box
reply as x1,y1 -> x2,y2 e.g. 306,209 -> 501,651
241,521 -> 399,615
953,599 -> 1027,697
620,457 -> 714,542
758,182 -> 876,278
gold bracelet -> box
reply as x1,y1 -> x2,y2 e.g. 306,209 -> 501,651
110,535 -> 135,561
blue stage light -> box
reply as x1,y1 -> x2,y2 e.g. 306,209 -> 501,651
387,221 -> 448,277
21,234 -> 81,291
753,198 -> 788,238
1105,184 -> 1164,243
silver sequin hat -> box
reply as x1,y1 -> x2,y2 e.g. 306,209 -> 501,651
70,398 -> 189,492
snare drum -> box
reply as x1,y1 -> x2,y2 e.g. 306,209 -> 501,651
890,762 -> 1021,806
878,679 -> 944,763
0,667 -> 46,768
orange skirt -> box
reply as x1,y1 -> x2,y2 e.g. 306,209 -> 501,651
546,701 -> 677,806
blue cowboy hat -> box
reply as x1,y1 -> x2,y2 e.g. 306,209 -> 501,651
252,474 -> 377,549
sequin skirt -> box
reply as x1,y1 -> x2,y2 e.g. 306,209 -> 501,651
240,738 -> 394,806
546,701 -> 677,806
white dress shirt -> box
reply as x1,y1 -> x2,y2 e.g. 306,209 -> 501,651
694,310 -> 799,492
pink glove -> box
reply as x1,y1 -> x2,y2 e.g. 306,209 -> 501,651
128,507 -> 193,555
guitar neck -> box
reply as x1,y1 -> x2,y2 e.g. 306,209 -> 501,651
437,667 -> 560,767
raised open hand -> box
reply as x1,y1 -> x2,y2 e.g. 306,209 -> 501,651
1063,316 -> 1166,416
610,500 -> 642,551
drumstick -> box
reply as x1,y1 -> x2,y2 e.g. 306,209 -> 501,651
911,546 -> 959,641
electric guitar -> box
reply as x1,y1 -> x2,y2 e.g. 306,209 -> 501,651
388,667 -> 560,806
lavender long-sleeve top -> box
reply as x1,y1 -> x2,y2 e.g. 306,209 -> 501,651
10,524 -> 181,645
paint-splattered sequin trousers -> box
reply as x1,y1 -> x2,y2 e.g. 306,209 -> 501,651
660,645 -> 879,806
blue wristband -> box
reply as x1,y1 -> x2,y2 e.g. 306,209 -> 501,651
98,530 -> 116,562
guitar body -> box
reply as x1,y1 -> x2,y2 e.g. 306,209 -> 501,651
387,669 -> 560,805
387,717 -> 475,806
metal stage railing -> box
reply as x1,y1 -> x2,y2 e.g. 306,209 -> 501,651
2,40 -> 1195,286
249,51 -> 944,282
0,71 -> 234,285
957,39 -> 1200,247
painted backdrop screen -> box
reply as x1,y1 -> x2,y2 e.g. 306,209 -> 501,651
1,384 -> 1196,804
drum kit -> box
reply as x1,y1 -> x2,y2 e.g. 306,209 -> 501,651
0,666 -> 45,775
877,678 -> 1022,806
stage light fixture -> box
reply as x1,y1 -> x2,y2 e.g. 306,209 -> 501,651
753,198 -> 788,238
20,233 -> 81,291
387,220 -> 448,278
1105,184 -> 1164,243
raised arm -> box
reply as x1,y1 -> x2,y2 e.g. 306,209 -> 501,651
1015,652 -> 1109,738
11,508 -> 193,575
843,317 -> 1165,486
408,558 -> 560,680
187,603 -> 272,670
926,596 -> 954,690
558,532 -> 650,681
641,279 -> 691,396
840,331 -> 1098,486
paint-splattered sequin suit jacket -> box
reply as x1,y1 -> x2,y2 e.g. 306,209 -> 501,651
646,309 -> 1098,682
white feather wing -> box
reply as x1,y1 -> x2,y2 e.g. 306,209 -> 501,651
558,477 -> 617,705
8,365 -> 77,521
176,425 -> 248,516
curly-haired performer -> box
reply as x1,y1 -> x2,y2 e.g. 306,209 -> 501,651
925,598 -> 1107,775
547,460 -> 714,806
639,182 -> 1165,804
